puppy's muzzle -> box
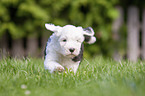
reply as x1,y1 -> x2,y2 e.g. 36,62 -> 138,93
69,48 -> 75,53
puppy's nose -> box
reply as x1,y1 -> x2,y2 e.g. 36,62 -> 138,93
69,48 -> 75,53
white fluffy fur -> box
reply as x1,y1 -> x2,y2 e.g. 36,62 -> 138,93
44,24 -> 96,73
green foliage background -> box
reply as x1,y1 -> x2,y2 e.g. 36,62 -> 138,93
0,0 -> 119,57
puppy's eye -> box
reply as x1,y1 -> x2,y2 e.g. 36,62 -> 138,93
63,39 -> 67,42
77,39 -> 81,42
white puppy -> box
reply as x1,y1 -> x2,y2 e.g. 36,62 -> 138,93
44,24 -> 96,73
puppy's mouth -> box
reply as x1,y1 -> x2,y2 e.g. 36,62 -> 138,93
67,54 -> 75,57
66,53 -> 77,58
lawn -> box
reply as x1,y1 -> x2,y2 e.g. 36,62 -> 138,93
0,57 -> 145,96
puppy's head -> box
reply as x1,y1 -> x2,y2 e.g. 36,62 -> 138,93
45,24 -> 96,58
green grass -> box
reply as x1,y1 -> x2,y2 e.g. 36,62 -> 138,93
0,57 -> 145,96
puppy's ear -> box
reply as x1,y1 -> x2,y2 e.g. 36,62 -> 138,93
83,27 -> 94,36
83,27 -> 96,44
45,23 -> 62,36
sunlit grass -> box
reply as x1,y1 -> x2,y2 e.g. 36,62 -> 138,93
0,57 -> 145,96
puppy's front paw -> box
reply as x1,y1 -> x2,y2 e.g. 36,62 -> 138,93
54,66 -> 65,73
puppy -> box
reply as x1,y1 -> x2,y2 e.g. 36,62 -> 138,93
44,24 -> 96,73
